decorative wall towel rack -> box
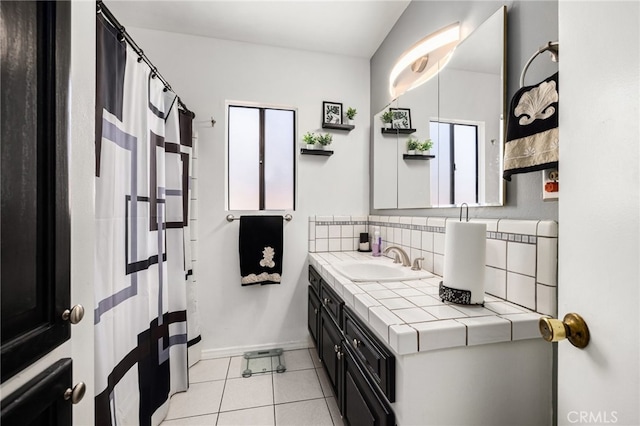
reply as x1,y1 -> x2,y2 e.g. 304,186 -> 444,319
226,214 -> 293,222
519,41 -> 559,88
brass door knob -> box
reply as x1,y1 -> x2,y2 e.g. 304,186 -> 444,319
539,313 -> 590,349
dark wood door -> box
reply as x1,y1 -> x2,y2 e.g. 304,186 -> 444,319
1,359 -> 73,425
0,0 -> 71,383
343,345 -> 395,426
320,308 -> 342,402
308,286 -> 320,345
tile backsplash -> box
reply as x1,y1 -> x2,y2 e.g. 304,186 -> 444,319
308,215 -> 558,317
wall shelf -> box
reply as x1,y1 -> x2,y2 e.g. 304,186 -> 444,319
403,154 -> 435,160
322,123 -> 355,131
301,148 -> 333,156
381,128 -> 416,134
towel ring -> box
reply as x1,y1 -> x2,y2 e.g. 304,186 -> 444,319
519,41 -> 559,88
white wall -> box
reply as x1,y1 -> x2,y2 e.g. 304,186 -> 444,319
129,28 -> 371,355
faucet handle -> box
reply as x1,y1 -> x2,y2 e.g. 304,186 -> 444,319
411,257 -> 424,271
392,253 -> 402,264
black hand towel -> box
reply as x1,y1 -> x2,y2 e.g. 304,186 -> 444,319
503,72 -> 559,181
239,216 -> 283,285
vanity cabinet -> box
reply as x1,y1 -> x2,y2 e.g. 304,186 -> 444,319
343,344 -> 395,426
343,308 -> 395,402
307,286 -> 320,345
308,266 -> 396,426
320,307 -> 342,403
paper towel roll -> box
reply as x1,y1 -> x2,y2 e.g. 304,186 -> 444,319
443,221 -> 487,304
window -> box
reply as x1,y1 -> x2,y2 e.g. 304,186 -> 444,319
430,120 -> 479,205
227,104 -> 296,211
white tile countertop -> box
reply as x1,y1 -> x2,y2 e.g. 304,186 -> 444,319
309,251 -> 546,356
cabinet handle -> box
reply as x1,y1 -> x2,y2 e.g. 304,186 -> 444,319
352,338 -> 361,348
64,382 -> 86,404
62,304 -> 85,324
323,298 -> 332,306
314,308 -> 318,315
334,344 -> 341,353
337,351 -> 342,360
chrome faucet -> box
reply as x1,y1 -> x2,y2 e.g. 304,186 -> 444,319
383,246 -> 411,267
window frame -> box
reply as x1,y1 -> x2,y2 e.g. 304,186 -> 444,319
225,101 -> 298,212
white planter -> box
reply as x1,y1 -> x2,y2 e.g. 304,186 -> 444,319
422,150 -> 431,156
416,150 -> 423,155
347,119 -> 354,126
306,144 -> 315,150
407,150 -> 416,155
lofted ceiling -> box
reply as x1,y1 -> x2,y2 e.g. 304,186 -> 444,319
105,1 -> 412,59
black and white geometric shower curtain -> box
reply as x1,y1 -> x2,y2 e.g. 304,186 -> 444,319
94,14 -> 199,425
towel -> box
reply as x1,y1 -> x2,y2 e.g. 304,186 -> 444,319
239,216 -> 283,285
503,72 -> 559,181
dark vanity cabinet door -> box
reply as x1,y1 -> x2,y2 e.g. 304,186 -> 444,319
320,308 -> 343,404
0,359 -> 73,425
343,345 -> 395,426
0,0 -> 72,383
308,286 -> 320,346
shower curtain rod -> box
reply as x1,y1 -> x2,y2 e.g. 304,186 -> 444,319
96,1 -> 195,119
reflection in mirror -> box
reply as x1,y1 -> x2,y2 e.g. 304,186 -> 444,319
373,6 -> 506,209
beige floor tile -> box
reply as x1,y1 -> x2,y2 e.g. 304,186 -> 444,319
220,375 -> 273,412
326,396 -> 344,426
273,369 -> 323,404
276,349 -> 314,372
275,399 -> 333,426
161,413 -> 217,425
189,358 -> 229,383
165,381 -> 224,420
216,405 -> 275,426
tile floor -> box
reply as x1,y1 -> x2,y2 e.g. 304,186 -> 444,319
161,348 -> 344,426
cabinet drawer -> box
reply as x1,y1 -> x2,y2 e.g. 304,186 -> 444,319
308,265 -> 321,294
320,280 -> 343,325
343,307 -> 395,402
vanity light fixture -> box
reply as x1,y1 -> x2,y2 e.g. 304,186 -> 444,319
389,22 -> 460,98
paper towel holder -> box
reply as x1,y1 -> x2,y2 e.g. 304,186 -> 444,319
459,203 -> 469,222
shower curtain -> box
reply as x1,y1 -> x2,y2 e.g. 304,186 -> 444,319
94,14 -> 199,425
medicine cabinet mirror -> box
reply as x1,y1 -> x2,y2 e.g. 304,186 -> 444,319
373,6 -> 506,209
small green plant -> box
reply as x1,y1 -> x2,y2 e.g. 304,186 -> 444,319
407,137 -> 419,151
419,139 -> 433,152
303,132 -> 316,145
346,107 -> 357,120
317,133 -> 333,146
380,110 -> 393,124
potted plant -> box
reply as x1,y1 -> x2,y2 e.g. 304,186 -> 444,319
380,110 -> 393,129
406,136 -> 419,155
345,107 -> 357,125
317,133 -> 332,149
419,139 -> 433,155
303,132 -> 317,149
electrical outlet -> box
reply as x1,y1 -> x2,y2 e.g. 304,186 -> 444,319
542,169 -> 559,201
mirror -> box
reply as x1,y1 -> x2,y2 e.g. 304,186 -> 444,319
373,6 -> 506,209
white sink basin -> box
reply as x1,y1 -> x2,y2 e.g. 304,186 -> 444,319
332,260 -> 433,282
